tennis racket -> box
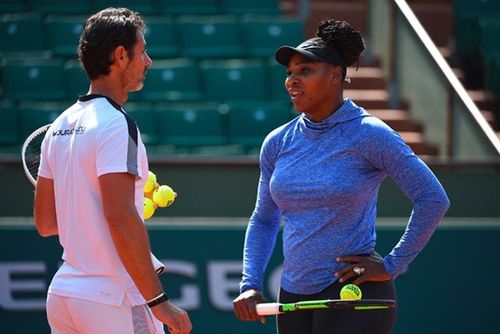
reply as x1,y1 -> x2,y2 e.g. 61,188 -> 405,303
21,124 -> 166,276
22,124 -> 50,186
256,299 -> 396,316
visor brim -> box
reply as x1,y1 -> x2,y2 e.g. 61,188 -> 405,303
274,46 -> 326,65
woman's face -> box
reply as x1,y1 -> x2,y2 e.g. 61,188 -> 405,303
285,53 -> 343,122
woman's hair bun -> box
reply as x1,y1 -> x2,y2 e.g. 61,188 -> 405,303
316,19 -> 365,67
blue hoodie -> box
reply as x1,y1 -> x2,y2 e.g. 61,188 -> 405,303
240,99 -> 450,295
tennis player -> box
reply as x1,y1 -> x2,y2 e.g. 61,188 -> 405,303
33,8 -> 191,334
233,19 -> 450,334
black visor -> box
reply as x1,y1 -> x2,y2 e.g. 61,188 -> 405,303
275,39 -> 346,67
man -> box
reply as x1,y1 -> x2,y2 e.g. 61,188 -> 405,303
34,7 -> 192,334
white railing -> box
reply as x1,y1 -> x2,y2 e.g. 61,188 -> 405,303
394,0 -> 500,155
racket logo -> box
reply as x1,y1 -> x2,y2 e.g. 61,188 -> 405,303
288,301 -> 329,311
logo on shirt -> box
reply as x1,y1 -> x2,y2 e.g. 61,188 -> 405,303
52,126 -> 86,136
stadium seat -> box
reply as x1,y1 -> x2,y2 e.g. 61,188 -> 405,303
132,58 -> 203,102
18,101 -> 67,138
241,15 -> 304,57
1,58 -> 66,100
483,52 -> 500,94
92,0 -> 156,15
225,100 -> 294,147
157,102 -> 226,146
0,0 -> 28,13
452,0 -> 500,13
124,102 -> 160,145
44,15 -> 85,58
219,0 -> 280,14
452,0 -> 500,90
177,15 -> 243,58
28,0 -> 91,15
479,18 -> 500,59
0,101 -> 18,144
267,58 -> 289,100
199,59 -> 268,101
157,0 -> 219,15
454,13 -> 500,58
144,16 -> 179,58
64,59 -> 89,99
452,0 -> 500,63
0,13 -> 45,54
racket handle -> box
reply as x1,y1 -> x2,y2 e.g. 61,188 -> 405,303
256,303 -> 282,316
150,252 -> 165,276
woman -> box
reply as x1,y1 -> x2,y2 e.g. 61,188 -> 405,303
232,19 -> 449,334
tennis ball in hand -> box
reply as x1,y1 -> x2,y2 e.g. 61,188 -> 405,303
144,171 -> 157,193
152,185 -> 176,208
340,284 -> 362,300
144,198 -> 156,220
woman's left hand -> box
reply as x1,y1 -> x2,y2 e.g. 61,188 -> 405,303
335,253 -> 391,285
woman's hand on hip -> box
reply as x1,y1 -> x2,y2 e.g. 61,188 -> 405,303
335,253 -> 391,285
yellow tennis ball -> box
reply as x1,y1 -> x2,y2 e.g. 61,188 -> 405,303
152,185 -> 176,208
144,171 -> 157,193
144,198 -> 156,220
144,190 -> 154,200
340,284 -> 362,300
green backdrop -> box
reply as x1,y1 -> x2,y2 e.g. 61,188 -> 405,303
1,219 -> 499,334
1,160 -> 500,217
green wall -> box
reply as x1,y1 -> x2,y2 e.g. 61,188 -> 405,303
1,220 -> 499,334
1,160 -> 500,217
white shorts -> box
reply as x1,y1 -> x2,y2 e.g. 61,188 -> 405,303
47,293 -> 165,334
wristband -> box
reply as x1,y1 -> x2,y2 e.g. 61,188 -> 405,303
146,292 -> 168,308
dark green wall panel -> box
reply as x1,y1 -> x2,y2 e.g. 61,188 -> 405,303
1,222 -> 499,334
1,160 -> 500,217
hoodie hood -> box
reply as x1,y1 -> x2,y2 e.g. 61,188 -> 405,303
299,98 -> 369,136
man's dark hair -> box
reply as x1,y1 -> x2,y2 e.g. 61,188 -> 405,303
78,7 -> 145,80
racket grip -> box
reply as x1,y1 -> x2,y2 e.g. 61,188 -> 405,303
150,252 -> 165,276
256,303 -> 281,316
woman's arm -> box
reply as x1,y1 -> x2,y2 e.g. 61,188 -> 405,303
360,120 -> 450,278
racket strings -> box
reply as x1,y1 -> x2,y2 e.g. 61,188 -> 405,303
23,132 -> 46,181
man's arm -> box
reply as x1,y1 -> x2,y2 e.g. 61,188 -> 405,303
99,172 -> 192,333
99,172 -> 163,299
34,176 -> 58,237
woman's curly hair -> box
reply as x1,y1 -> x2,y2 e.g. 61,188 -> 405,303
316,19 -> 365,67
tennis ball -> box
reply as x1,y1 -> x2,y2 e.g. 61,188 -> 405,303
144,171 -> 157,193
144,198 -> 156,220
152,185 -> 176,208
340,284 -> 362,300
144,190 -> 154,200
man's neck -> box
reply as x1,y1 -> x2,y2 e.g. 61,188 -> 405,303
89,77 -> 127,107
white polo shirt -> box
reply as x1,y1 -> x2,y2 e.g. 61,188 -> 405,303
38,94 -> 149,306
